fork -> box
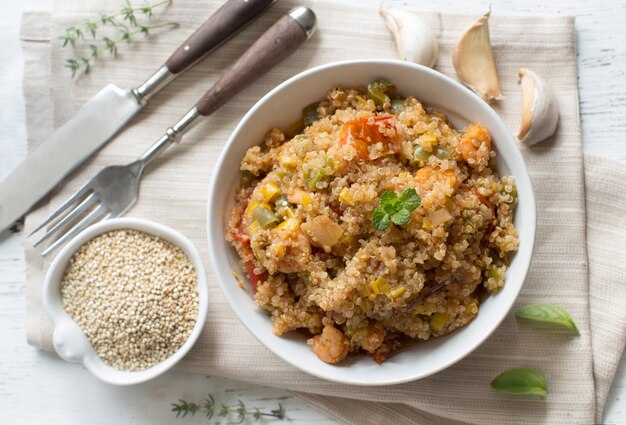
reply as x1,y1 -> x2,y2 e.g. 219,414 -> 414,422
29,7 -> 316,256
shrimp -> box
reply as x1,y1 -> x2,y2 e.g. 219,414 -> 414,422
415,166 -> 457,188
360,325 -> 385,353
308,325 -> 349,364
273,230 -> 311,274
460,123 -> 492,168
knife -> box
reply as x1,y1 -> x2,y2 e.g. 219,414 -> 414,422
0,0 -> 275,233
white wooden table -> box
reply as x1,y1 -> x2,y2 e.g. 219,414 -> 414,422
1,0 -> 624,423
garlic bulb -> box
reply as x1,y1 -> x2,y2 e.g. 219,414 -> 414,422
380,7 -> 438,68
517,68 -> 559,146
452,11 -> 502,102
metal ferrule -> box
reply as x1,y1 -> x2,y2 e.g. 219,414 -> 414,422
132,65 -> 176,105
288,7 -> 317,39
138,107 -> 202,167
169,106 -> 202,141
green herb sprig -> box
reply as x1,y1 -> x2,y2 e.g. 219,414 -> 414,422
515,303 -> 580,335
372,188 -> 421,230
61,0 -> 177,77
491,368 -> 548,398
172,395 -> 285,423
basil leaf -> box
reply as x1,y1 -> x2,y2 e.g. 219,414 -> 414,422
516,304 -> 580,335
491,368 -> 547,398
372,208 -> 390,230
391,209 -> 411,226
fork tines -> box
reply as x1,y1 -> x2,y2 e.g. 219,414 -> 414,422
29,183 -> 110,256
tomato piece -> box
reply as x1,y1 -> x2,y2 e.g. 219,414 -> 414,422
246,261 -> 266,292
339,116 -> 399,160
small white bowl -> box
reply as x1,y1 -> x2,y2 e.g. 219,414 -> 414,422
43,217 -> 208,385
207,60 -> 536,385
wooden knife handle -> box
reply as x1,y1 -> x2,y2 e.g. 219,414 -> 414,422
195,7 -> 316,117
165,0 -> 275,74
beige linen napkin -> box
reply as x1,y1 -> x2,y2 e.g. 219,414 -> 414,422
21,1 -> 625,424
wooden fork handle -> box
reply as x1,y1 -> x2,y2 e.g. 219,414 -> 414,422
195,7 -> 316,117
165,0 -> 275,74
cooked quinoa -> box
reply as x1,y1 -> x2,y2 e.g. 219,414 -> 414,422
227,81 -> 519,365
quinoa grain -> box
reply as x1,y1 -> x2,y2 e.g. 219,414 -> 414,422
60,229 -> 199,371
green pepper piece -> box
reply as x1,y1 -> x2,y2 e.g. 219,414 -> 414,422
251,207 -> 278,228
302,102 -> 320,127
435,146 -> 451,159
274,194 -> 290,208
367,79 -> 396,107
412,145 -> 431,164
390,98 -> 406,114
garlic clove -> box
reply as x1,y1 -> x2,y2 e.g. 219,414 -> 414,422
380,7 -> 439,68
452,11 -> 502,102
516,68 -> 559,146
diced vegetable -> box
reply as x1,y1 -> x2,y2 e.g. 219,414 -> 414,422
485,264 -> 500,280
247,220 -> 262,235
369,278 -> 382,294
412,145 -> 431,163
390,98 -> 406,114
430,312 -> 449,333
389,286 -> 405,299
420,134 -> 437,144
245,261 -> 266,292
413,304 -> 435,315
358,298 -> 372,312
435,146 -> 451,159
246,200 -> 269,217
466,301 -> 479,314
367,79 -> 396,106
339,187 -> 356,206
303,167 -> 329,191
240,169 -> 255,180
379,279 -> 392,297
339,116 -> 400,161
422,218 -> 432,231
281,208 -> 296,219
278,154 -> 298,167
288,189 -> 314,208
301,215 -> 343,252
251,207 -> 279,228
275,216 -> 302,232
274,194 -> 290,209
302,193 -> 313,209
302,102 -> 320,127
260,182 -> 282,202
429,208 -> 453,226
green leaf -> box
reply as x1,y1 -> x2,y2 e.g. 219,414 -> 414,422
372,208 -> 390,230
380,191 -> 398,205
399,188 -> 421,210
491,368 -> 548,398
516,303 -> 580,335
391,209 -> 411,226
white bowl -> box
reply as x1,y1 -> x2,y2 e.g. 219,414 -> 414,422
43,217 -> 209,385
207,60 -> 536,385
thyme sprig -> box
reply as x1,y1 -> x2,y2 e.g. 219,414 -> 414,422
61,0 -> 177,77
172,395 -> 286,423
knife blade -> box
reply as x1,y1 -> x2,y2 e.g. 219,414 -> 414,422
0,0 -> 275,233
